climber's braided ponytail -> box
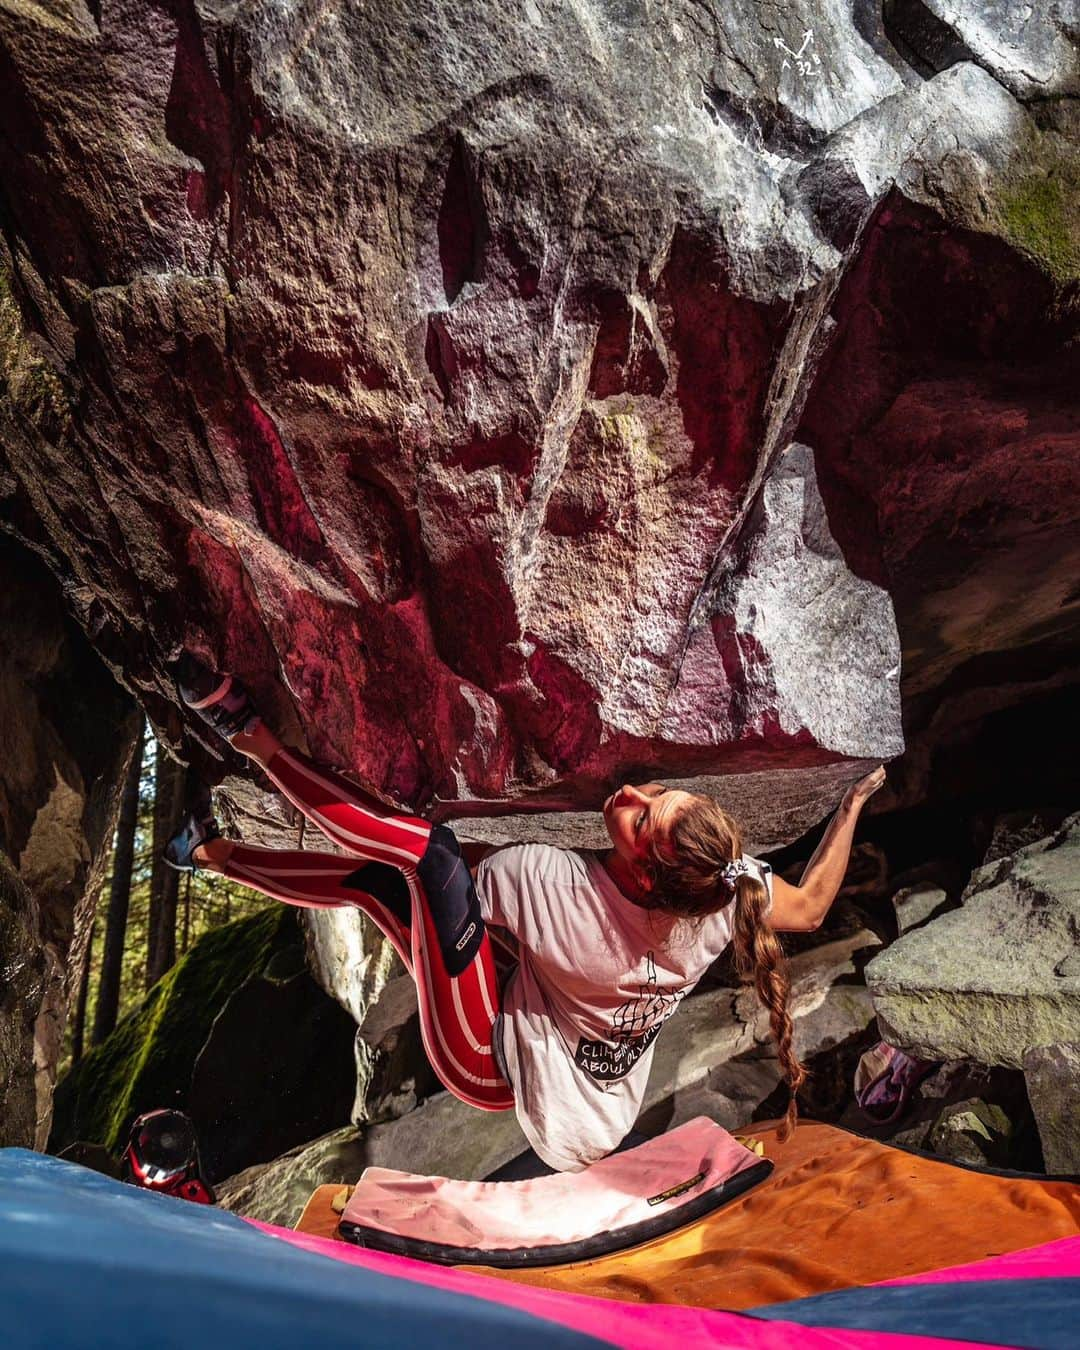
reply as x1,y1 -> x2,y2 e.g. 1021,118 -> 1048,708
644,797 -> 806,1141
729,871 -> 806,1140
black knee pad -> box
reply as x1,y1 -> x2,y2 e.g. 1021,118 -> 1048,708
415,824 -> 486,977
340,861 -> 412,930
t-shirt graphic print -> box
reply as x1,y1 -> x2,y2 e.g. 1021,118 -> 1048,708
574,951 -> 685,1084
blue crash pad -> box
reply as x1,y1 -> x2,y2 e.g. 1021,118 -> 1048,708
0,1148 -> 603,1350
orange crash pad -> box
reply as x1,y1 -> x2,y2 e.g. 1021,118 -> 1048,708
295,1119 -> 1080,1310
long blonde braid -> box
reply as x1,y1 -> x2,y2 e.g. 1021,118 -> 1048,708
644,797 -> 806,1140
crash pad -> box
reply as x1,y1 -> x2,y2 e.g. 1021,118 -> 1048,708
296,1120 -> 1080,1309
337,1117 -> 772,1267
0,1147 -> 1002,1349
749,1236 -> 1080,1350
467,1120 -> 1080,1308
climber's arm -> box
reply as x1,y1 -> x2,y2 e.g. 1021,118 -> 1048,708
767,766 -> 886,932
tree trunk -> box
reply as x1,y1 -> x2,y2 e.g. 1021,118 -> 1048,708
146,750 -> 187,989
92,719 -> 145,1045
69,913 -> 95,1065
181,872 -> 192,955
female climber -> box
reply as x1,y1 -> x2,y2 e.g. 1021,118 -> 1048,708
165,657 -> 887,1173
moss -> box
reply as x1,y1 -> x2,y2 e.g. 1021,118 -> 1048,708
995,168 -> 1080,285
598,403 -> 668,477
0,267 -> 71,434
50,905 -> 301,1154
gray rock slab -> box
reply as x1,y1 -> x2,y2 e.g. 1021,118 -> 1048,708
452,759 -> 886,857
893,884 -> 950,936
927,1098 -> 1014,1168
660,1060 -> 786,1136
1023,1041 -> 1080,1175
867,815 -> 1080,1066
217,1091 -> 533,1228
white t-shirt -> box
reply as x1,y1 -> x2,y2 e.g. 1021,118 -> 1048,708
473,843 -> 774,1172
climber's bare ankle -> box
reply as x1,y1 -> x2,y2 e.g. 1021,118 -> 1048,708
192,836 -> 234,873
229,718 -> 281,768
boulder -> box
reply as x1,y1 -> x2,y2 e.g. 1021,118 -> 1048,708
626,924 -> 883,1138
0,534 -> 137,1148
49,906 -> 303,1156
646,925 -> 881,1110
188,962 -> 358,1183
900,0 -> 1079,101
452,761 -> 886,857
981,808 -> 1075,866
214,1128 -> 365,1229
655,1058 -> 786,1137
893,883 -> 949,936
302,905 -> 399,1029
1023,1041 -> 1080,1175
4,1 -> 1078,857
866,814 -> 1080,1066
927,1098 -> 1014,1169
352,972 -> 439,1125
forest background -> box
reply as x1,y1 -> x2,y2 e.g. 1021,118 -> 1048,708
65,723 -> 265,1075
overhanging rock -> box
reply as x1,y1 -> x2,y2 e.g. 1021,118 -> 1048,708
452,440 -> 902,847
1,2 -> 1073,836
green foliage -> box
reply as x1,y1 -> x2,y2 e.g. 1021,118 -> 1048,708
996,168 -> 1080,284
50,904 -> 301,1154
65,736 -> 269,1071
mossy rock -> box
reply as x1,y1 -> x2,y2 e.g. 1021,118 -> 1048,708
50,905 -> 300,1155
988,132 -> 1080,286
0,267 -> 71,437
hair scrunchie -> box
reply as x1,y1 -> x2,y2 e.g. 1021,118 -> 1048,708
721,857 -> 753,889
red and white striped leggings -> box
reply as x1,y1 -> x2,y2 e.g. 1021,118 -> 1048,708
222,747 -> 514,1112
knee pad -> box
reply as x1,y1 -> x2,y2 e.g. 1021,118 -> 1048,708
416,824 -> 486,977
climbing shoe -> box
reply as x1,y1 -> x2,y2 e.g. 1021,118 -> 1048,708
163,786 -> 222,873
175,653 -> 260,740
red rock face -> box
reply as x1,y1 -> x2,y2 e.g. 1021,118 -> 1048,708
0,4 -> 1075,842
